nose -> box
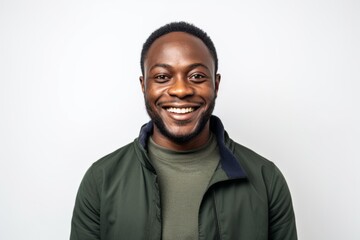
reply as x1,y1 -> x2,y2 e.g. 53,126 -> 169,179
167,77 -> 194,99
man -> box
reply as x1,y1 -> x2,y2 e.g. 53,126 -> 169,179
70,22 -> 297,240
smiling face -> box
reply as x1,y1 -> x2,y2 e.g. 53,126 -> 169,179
140,32 -> 220,151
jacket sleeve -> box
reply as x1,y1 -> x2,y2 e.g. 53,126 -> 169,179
268,164 -> 297,240
70,166 -> 101,240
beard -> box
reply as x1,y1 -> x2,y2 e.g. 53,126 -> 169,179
144,96 -> 216,145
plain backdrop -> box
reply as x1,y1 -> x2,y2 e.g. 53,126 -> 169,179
1,0 -> 359,239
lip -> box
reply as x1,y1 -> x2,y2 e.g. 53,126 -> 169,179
160,102 -> 202,108
164,108 -> 198,121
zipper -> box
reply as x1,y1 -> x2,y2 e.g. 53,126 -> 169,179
212,190 -> 222,240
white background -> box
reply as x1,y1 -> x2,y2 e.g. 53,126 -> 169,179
1,0 -> 359,239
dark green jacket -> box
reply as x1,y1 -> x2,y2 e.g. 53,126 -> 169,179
70,116 -> 297,240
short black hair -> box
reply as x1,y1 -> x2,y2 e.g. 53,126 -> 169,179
140,21 -> 218,75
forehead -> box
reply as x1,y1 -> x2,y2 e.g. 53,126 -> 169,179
144,32 -> 215,71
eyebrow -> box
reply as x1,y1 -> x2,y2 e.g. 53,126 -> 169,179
188,63 -> 210,71
149,63 -> 210,72
149,63 -> 172,71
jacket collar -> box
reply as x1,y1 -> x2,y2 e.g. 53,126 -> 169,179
138,115 -> 247,180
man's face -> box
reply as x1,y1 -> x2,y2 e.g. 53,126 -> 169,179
140,32 -> 220,147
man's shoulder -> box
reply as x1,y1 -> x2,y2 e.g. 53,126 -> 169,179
227,138 -> 280,181
90,139 -> 141,172
78,138 -> 151,195
226,138 -> 291,199
229,138 -> 273,167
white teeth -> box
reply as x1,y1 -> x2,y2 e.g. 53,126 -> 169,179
166,107 -> 195,114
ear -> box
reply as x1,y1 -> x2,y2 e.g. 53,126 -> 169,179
215,73 -> 221,94
139,76 -> 145,93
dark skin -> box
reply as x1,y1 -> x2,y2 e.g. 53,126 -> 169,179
140,32 -> 221,151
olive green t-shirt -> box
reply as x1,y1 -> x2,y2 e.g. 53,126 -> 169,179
148,134 -> 220,240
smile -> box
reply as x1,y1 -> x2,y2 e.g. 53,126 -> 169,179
166,107 -> 196,114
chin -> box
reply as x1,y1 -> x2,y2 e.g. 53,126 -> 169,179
156,115 -> 209,144
145,97 -> 216,144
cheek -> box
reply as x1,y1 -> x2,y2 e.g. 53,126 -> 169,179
198,86 -> 216,99
146,85 -> 167,101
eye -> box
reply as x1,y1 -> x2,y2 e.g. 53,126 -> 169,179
189,73 -> 207,82
154,74 -> 171,83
